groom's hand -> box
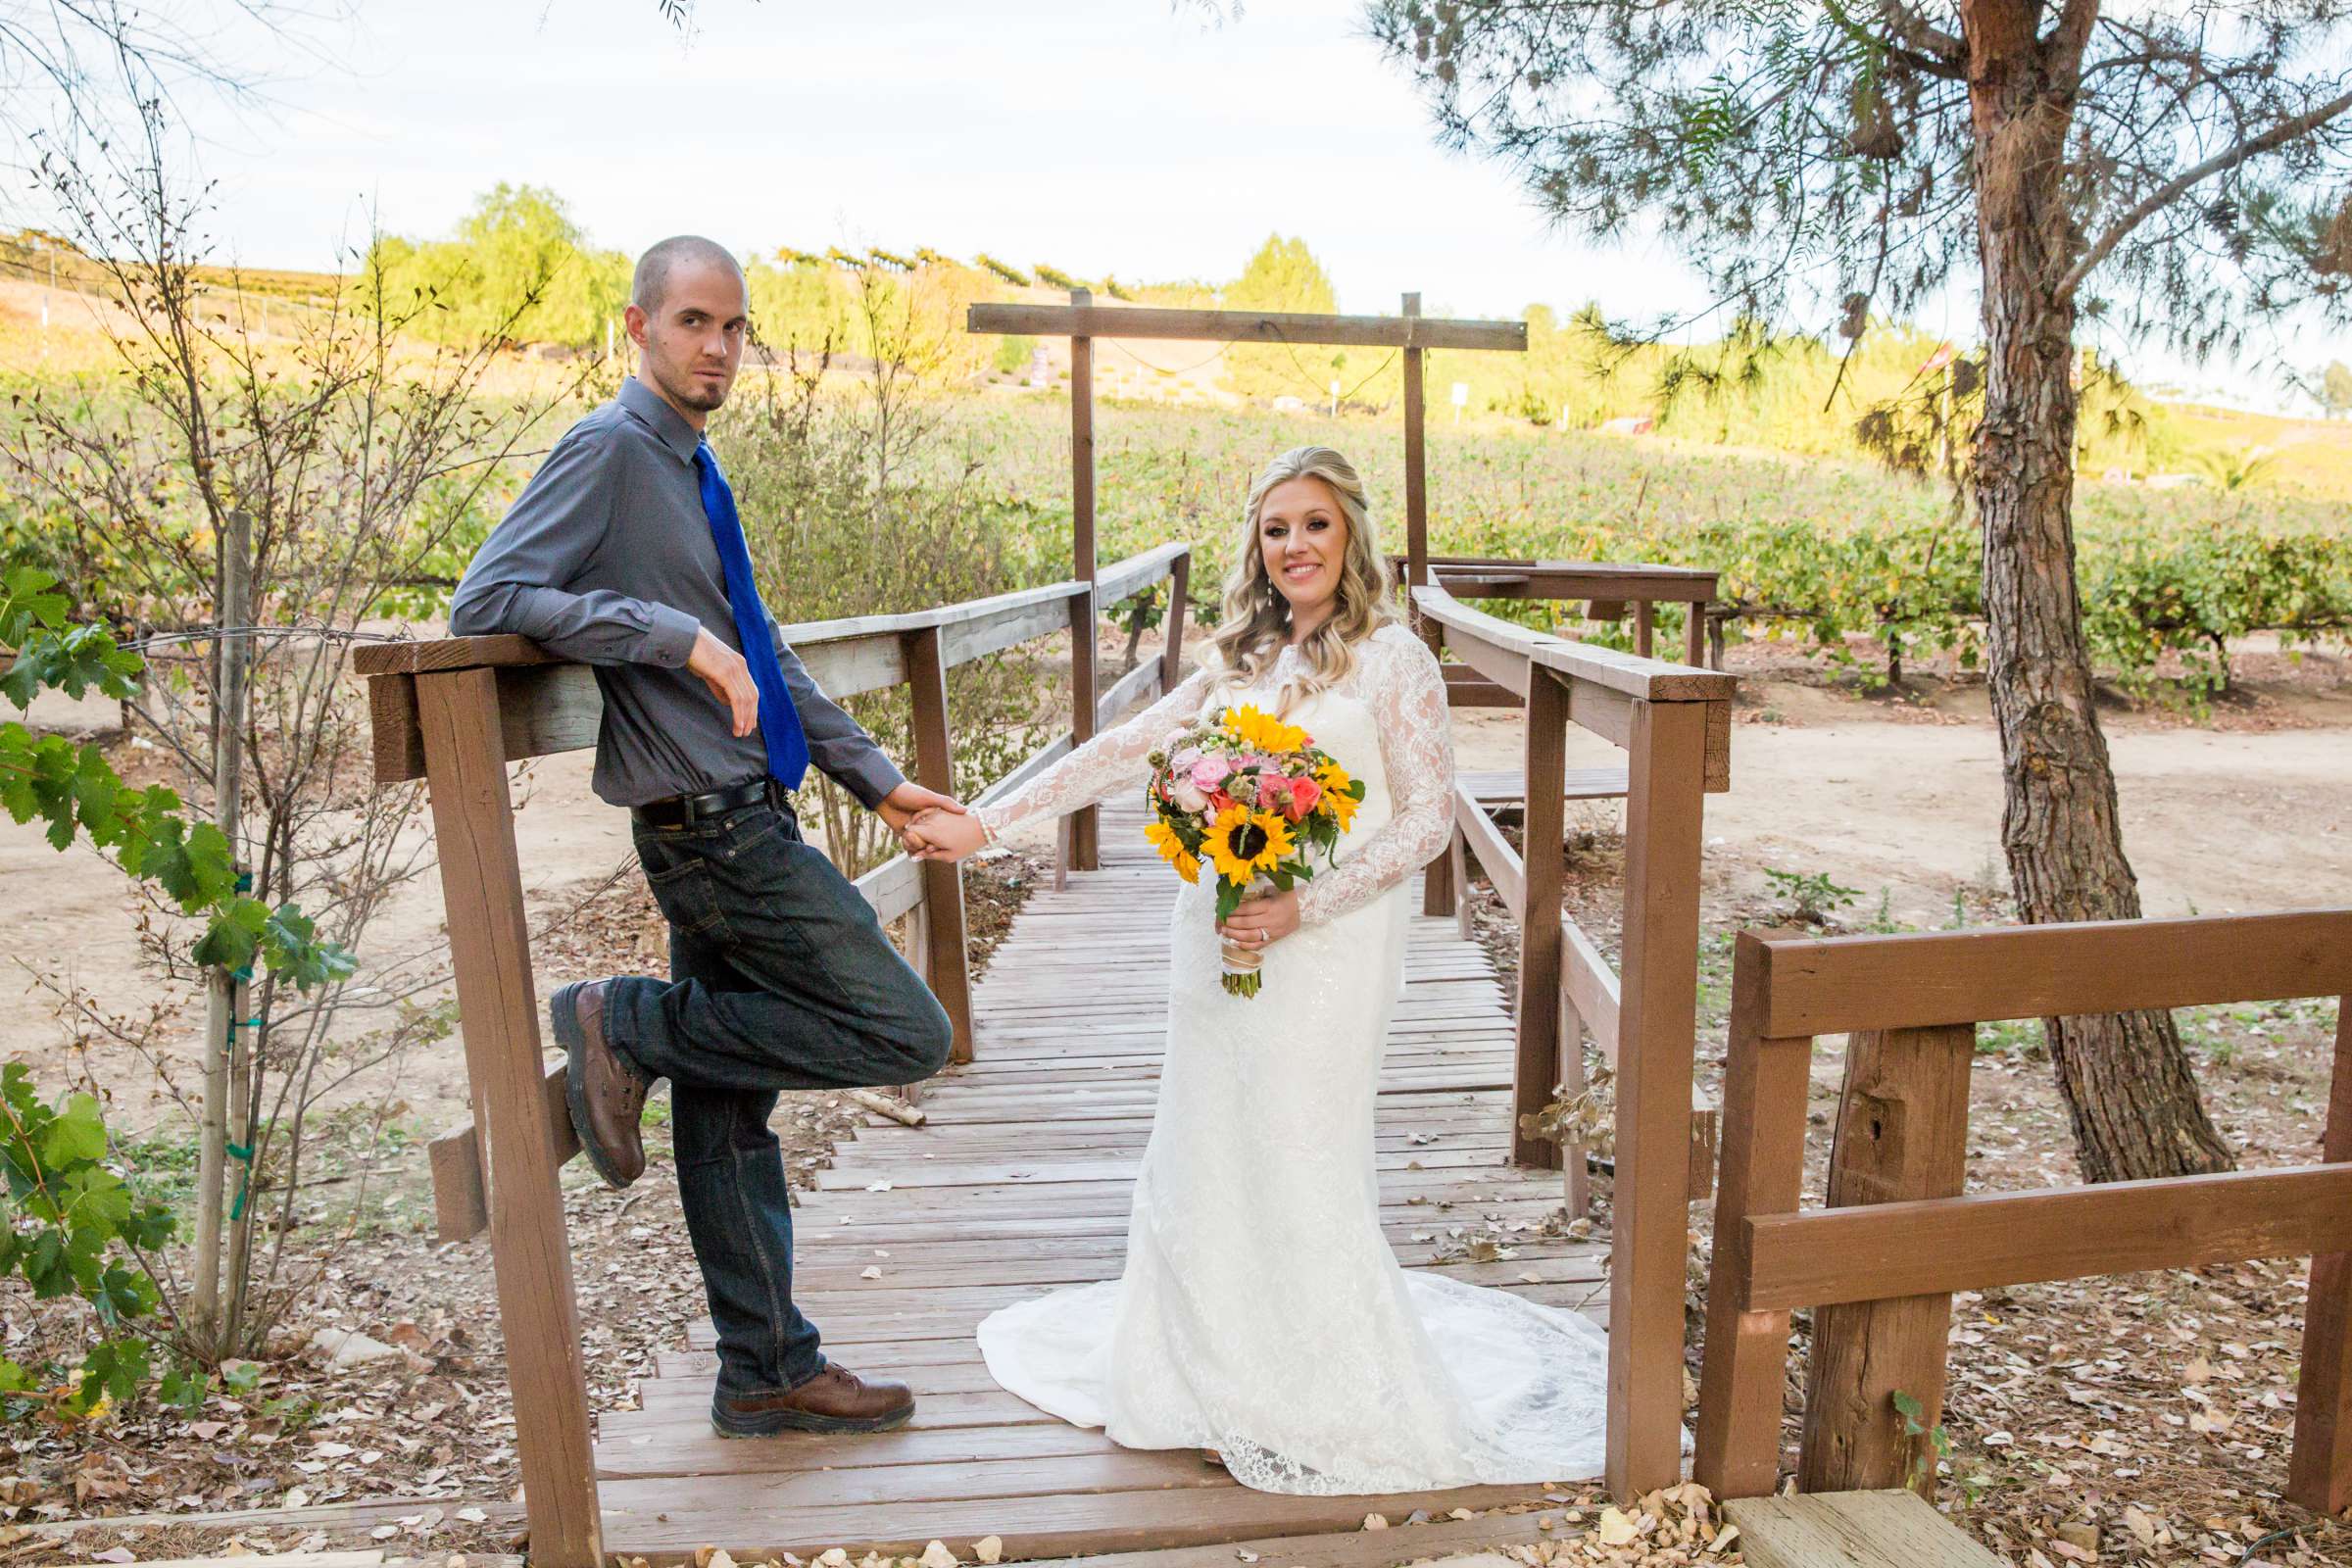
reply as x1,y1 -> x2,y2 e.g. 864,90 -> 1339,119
687,627 -> 760,739
878,782 -> 965,843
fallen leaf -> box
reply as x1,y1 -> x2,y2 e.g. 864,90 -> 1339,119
1361,1514 -> 1390,1531
918,1542 -> 958,1568
865,1181 -> 895,1192
1596,1506 -> 1640,1546
860,1266 -> 884,1281
974,1538 -> 1003,1565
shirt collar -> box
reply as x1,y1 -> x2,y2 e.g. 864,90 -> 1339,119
617,376 -> 705,465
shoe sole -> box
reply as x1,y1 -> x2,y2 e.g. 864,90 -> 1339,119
710,1401 -> 915,1439
550,981 -> 633,1191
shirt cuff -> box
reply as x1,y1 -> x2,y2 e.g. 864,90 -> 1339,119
643,604 -> 703,668
830,750 -> 906,813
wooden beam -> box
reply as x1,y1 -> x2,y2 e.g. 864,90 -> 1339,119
1091,541 -> 1188,611
1694,939 -> 1815,1500
1800,1025 -> 1976,1498
1742,1164 -> 2352,1312
2291,990 -> 2352,1514
967,300 -> 1528,353
1095,659 -> 1163,730
1751,909 -> 2352,1038
414,668 -> 601,1568
366,547 -> 1187,786
425,1058 -> 573,1244
1607,696 -> 1710,1498
1564,915 -> 1621,1061
1452,785 -> 1524,918
1440,666 -> 1522,709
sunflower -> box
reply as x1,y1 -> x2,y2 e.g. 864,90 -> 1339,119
1205,802 -> 1296,883
1314,762 -> 1360,830
1221,704 -> 1307,755
1144,818 -> 1201,883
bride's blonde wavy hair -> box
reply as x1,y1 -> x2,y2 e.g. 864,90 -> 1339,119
1205,446 -> 1401,718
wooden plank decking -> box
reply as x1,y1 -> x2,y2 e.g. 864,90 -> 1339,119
595,799 -> 1605,1564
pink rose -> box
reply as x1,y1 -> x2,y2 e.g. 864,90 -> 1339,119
1170,746 -> 1201,770
1190,756 -> 1231,790
1288,775 -> 1322,818
1171,779 -> 1207,813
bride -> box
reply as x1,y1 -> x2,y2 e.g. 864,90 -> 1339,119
904,446 -> 1607,1495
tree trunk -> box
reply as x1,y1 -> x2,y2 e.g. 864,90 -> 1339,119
1965,6 -> 2234,1183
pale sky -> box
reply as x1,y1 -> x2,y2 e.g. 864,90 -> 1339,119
35,0 -> 2347,412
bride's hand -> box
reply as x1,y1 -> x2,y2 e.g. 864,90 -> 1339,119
1217,887 -> 1299,951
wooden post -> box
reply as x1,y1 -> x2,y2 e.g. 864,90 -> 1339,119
1067,289 -> 1101,872
1512,667 -> 1568,1168
1160,547 -> 1191,693
1686,600 -> 1709,669
416,668 -> 601,1568
2290,992 -> 2352,1513
193,508 -> 252,1350
1633,600 -> 1655,659
1693,939 -> 1815,1500
1798,1025 -> 1976,1497
905,624 -> 975,1066
1607,696 -> 1710,1498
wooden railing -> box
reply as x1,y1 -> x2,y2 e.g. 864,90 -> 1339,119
354,542 -> 1190,1568
1693,911 -> 2352,1514
1391,555 -> 1725,670
1408,580 -> 1735,1498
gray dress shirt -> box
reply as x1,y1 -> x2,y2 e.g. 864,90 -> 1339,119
449,376 -> 906,810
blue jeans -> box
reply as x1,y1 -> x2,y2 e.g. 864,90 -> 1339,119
605,800 -> 954,1396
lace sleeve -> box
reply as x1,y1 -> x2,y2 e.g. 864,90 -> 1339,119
1295,631 -> 1456,928
973,663 -> 1216,842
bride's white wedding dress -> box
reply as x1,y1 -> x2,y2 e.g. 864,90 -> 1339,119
967,620 -> 1608,1495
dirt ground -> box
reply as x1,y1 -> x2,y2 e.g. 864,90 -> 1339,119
4,635 -> 2350,1565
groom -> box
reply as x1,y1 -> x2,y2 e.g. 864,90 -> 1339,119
449,235 -> 959,1436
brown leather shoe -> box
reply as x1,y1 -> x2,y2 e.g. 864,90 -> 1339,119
710,1364 -> 916,1437
550,980 -> 647,1189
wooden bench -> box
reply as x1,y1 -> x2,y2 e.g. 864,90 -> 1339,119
1695,910 -> 2352,1516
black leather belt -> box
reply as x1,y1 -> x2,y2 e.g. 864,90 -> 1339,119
632,776 -> 787,831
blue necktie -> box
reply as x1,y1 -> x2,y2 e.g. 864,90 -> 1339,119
694,442 -> 811,792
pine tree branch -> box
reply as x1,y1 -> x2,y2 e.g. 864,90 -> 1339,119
2056,86 -> 2352,300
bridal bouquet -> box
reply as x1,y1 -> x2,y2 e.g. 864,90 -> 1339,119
1142,704 -> 1366,997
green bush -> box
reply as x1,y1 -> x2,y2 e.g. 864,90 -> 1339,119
0,1064 -> 176,1417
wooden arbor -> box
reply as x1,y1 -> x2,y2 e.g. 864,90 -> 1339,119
966,291 -> 1529,870
355,544 -> 1193,1568
1696,909 -> 2352,1513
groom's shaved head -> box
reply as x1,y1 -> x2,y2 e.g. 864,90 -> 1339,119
632,235 -> 745,314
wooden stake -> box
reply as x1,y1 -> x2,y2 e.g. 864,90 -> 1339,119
1798,1025 -> 1976,1497
192,508 -> 252,1353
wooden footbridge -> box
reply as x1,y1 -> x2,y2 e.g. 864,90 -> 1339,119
359,293 -> 2349,1568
